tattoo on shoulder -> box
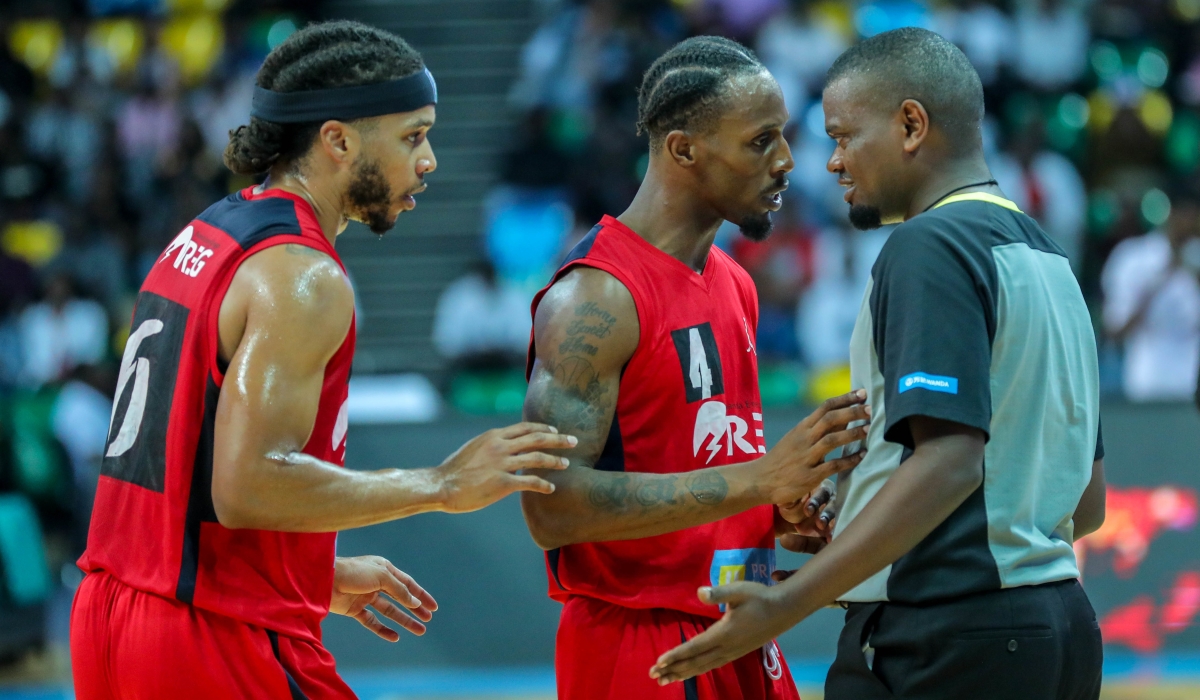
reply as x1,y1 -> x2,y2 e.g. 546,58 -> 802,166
548,356 -> 607,403
284,243 -> 326,259
539,355 -> 610,438
558,302 -> 619,357
528,299 -> 626,462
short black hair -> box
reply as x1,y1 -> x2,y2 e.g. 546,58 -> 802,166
636,36 -> 766,150
224,20 -> 424,175
825,27 -> 984,151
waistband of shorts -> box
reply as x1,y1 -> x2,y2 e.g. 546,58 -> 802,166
843,577 -> 1081,612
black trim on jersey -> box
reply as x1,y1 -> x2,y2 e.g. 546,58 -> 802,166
175,376 -> 221,604
525,224 -> 604,379
267,630 -> 310,700
560,224 -> 602,267
886,456 -> 1001,602
670,322 -> 725,403
101,292 -> 189,493
196,192 -> 302,250
681,628 -> 700,700
547,548 -> 565,590
595,413 -> 625,472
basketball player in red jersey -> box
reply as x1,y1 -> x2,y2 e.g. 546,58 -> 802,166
520,37 -> 871,700
71,22 -> 575,699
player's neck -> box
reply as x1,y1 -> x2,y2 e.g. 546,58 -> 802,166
617,170 -> 723,275
262,170 -> 344,247
905,154 -> 999,220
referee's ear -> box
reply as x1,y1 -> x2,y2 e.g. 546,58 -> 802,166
898,98 -> 930,155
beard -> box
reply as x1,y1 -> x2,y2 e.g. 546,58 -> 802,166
848,204 -> 883,231
739,211 -> 774,242
739,176 -> 788,241
346,157 -> 396,235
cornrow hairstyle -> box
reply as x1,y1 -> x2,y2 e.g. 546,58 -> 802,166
224,20 -> 424,175
636,35 -> 766,150
825,27 -> 984,152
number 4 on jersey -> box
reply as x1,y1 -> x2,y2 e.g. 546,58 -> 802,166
671,322 -> 724,403
688,328 -> 713,399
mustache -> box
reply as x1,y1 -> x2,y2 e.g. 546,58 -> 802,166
763,177 -> 789,195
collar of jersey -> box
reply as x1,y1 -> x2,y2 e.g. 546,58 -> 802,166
602,215 -> 716,290
930,192 -> 1022,213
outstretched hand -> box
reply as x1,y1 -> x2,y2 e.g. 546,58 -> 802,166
437,422 -> 578,513
761,391 -> 870,505
329,555 -> 438,641
649,583 -> 791,685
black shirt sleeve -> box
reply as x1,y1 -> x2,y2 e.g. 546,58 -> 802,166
872,221 -> 996,449
1094,418 -> 1104,461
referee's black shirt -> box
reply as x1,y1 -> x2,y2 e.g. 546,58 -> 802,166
835,192 -> 1103,604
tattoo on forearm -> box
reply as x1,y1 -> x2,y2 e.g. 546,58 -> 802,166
587,474 -> 630,510
686,472 -> 729,505
635,476 -> 679,507
585,472 -> 727,513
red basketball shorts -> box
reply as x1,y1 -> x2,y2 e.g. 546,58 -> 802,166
555,595 -> 801,700
70,571 -> 356,700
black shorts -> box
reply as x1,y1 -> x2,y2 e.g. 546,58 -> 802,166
826,579 -> 1103,700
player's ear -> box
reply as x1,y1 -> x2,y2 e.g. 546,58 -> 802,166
318,120 -> 356,165
664,130 -> 696,168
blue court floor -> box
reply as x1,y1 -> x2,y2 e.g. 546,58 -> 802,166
2,656 -> 1199,699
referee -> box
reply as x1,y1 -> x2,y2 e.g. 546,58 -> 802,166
652,28 -> 1106,700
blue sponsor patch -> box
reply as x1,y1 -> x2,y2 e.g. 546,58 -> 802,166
709,548 -> 775,611
899,372 -> 959,395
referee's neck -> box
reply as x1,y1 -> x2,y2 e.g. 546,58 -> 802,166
905,156 -> 997,220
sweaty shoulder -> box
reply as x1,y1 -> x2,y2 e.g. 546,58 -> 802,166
218,243 -> 354,365
533,266 -> 640,371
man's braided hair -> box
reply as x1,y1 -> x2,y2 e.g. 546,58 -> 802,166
224,20 -> 424,175
635,36 -> 766,150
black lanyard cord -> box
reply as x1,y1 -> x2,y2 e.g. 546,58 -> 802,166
922,179 -> 1000,213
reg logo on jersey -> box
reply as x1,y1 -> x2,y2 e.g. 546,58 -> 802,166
672,322 -> 764,463
709,548 -> 775,611
159,225 -> 215,278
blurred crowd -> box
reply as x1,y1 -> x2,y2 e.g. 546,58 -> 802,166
2,0 -> 1198,549
438,0 -> 1200,407
0,1 -> 313,642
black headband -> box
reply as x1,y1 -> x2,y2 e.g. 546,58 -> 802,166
250,67 -> 437,123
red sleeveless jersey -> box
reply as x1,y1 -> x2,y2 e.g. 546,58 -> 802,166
78,186 -> 355,643
528,215 -> 775,619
